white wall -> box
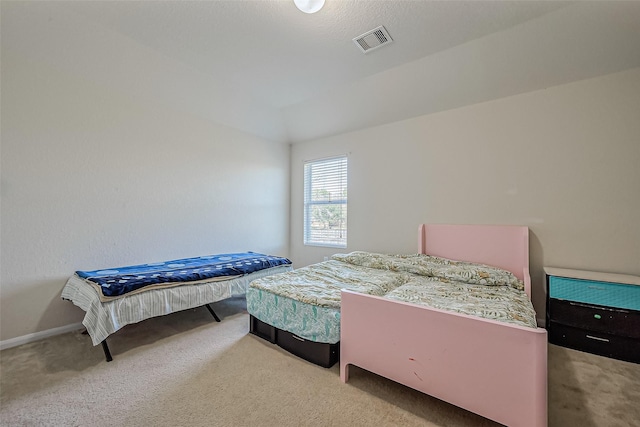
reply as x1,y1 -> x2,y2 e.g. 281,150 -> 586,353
0,48 -> 290,342
291,68 -> 640,320
2,6 -> 638,343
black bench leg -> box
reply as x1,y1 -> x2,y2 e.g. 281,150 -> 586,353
205,304 -> 221,322
83,330 -> 113,362
101,340 -> 113,362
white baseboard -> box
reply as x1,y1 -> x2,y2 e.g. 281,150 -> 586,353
1,318 -> 549,349
0,322 -> 84,351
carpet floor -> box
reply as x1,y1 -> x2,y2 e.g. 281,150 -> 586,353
1,296 -> 639,426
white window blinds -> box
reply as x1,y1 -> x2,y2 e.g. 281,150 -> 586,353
304,156 -> 348,248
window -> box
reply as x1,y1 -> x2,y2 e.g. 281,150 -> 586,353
304,156 -> 348,248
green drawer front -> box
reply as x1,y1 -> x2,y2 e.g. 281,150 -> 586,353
549,276 -> 640,311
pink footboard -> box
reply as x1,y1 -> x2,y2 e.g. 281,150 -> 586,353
340,290 -> 548,427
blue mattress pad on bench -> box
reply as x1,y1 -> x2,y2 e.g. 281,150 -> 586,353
77,252 -> 291,298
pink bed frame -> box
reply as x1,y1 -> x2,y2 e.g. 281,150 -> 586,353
340,224 -> 548,427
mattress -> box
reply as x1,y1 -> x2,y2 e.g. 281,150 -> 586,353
247,290 -> 341,343
76,252 -> 292,301
247,259 -> 408,343
63,264 -> 293,345
248,252 -> 538,345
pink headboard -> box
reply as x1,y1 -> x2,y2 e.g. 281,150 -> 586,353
418,224 -> 531,297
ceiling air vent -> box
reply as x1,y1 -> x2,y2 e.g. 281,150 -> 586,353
353,26 -> 393,54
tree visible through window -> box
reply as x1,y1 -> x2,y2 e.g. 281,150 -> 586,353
304,156 -> 347,247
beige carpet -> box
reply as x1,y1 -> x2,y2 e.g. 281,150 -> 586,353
1,297 -> 639,426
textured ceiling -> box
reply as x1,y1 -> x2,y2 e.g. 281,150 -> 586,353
3,1 -> 640,143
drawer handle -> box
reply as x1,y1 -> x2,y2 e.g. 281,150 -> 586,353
292,335 -> 305,342
587,286 -> 607,291
586,335 -> 610,343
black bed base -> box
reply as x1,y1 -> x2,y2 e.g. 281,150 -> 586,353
249,315 -> 339,368
95,303 -> 220,362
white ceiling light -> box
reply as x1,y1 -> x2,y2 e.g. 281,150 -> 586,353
294,0 -> 325,14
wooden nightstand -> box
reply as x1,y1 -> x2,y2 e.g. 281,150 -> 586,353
545,267 -> 640,364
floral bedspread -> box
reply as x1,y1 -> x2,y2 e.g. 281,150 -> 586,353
248,259 -> 409,309
250,252 -> 538,328
384,277 -> 537,328
332,251 -> 524,290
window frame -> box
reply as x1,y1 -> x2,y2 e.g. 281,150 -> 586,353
303,155 -> 348,248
